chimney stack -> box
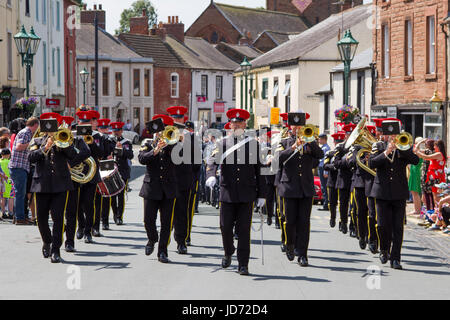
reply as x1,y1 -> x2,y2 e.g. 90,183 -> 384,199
81,4 -> 106,30
162,16 -> 185,43
129,9 -> 150,35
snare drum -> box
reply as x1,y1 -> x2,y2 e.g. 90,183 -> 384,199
97,167 -> 125,197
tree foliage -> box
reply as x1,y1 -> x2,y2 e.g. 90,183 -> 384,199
115,0 -> 158,35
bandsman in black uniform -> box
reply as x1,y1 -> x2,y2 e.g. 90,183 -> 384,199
63,116 -> 91,253
110,122 -> 134,225
276,113 -> 324,266
168,106 -> 201,253
333,124 -> 355,234
29,113 -> 77,263
263,130 -> 277,226
75,110 -> 104,243
369,119 -> 419,270
205,109 -> 266,276
139,115 -> 177,263
93,118 -> 115,231
323,131 -> 346,228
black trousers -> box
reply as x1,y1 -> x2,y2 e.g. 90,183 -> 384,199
367,197 -> 378,245
111,180 -> 128,221
277,193 -> 286,245
94,192 -> 111,230
375,199 -> 406,261
338,188 -> 351,224
328,187 -> 338,221
264,183 -> 275,219
35,192 -> 69,254
78,183 -> 97,236
354,188 -> 368,239
220,202 -> 253,267
174,190 -> 190,246
186,182 -> 199,244
284,197 -> 313,258
65,184 -> 80,247
144,197 -> 176,256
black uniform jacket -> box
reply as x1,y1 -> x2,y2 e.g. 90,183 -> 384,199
28,137 -> 77,193
68,137 -> 91,168
87,131 -> 105,185
369,141 -> 420,200
323,150 -> 339,188
174,133 -> 202,196
114,137 -> 134,181
347,145 -> 376,194
276,137 -> 324,199
334,143 -> 353,190
102,134 -> 116,159
138,140 -> 176,200
206,135 -> 266,203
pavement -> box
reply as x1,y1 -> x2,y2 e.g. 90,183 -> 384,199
0,150 -> 449,300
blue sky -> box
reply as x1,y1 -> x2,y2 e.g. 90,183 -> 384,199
84,0 -> 373,34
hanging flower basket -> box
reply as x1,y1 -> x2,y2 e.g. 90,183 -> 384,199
15,97 -> 39,118
334,105 -> 359,124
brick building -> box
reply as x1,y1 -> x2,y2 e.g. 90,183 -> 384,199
118,15 -> 191,116
266,0 -> 363,26
373,0 -> 448,141
185,1 -> 308,51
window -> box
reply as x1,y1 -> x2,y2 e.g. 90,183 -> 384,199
133,69 -> 140,96
216,76 -> 223,100
42,0 -> 46,24
382,23 -> 390,78
404,20 -> 413,76
52,48 -> 55,76
102,107 -> 109,119
201,75 -> 208,98
284,79 -> 291,113
144,108 -> 151,123
324,94 -> 330,131
91,67 -> 96,95
144,69 -> 151,96
102,67 -> 109,96
57,47 -> 61,86
36,0 -> 39,21
115,72 -> 123,97
232,77 -> 236,101
427,15 -> 436,74
261,79 -> 268,99
357,71 -> 365,115
171,73 -> 179,98
56,1 -> 60,31
273,79 -> 279,108
7,32 -> 13,79
25,0 -> 30,16
43,42 -> 47,84
211,31 -> 218,44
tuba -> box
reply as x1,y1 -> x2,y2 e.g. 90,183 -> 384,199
345,118 -> 378,177
70,156 -> 97,184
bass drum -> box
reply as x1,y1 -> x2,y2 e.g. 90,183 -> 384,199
97,167 -> 126,197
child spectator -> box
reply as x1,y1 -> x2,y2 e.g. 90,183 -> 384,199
0,149 -> 14,219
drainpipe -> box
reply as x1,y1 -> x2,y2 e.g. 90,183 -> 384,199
441,20 -> 449,145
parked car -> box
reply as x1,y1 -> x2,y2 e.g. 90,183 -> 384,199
314,176 -> 323,205
122,130 -> 140,145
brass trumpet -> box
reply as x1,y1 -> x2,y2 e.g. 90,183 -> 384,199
42,124 -> 74,156
298,124 -> 317,143
395,132 -> 413,151
156,125 -> 180,148
83,135 -> 94,145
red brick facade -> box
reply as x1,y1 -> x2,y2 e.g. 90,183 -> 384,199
153,68 -> 191,116
64,0 -> 78,114
374,0 -> 447,108
80,4 -> 106,29
266,0 -> 363,25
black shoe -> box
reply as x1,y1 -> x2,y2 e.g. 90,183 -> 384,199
177,244 -> 188,255
42,243 -> 51,258
116,218 -> 123,226
102,224 -> 109,231
238,266 -> 249,276
359,237 -> 367,250
298,256 -> 309,267
281,244 -> 287,253
65,244 -> 75,253
158,252 -> 170,263
51,252 -> 61,264
350,229 -> 357,238
234,233 -> 239,240
341,223 -> 348,234
195,209 -> 199,213
294,248 -> 299,257
368,241 -> 378,254
92,229 -> 102,237
145,242 -> 155,256
380,250 -> 389,264
275,221 -> 280,229
330,219 -> 336,228
222,255 -> 232,268
84,234 -> 93,244
186,239 -> 191,246
339,222 -> 343,232
76,229 -> 84,240
113,217 -> 118,225
391,260 -> 403,270
286,245 -> 295,261
318,207 -> 329,211
267,217 -> 272,226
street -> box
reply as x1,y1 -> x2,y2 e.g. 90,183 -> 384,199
1,155 -> 449,300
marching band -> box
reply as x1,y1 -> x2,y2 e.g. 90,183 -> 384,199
29,105 -> 419,274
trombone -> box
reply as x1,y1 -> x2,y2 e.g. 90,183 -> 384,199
41,124 -> 74,156
154,125 -> 180,149
282,124 -> 318,165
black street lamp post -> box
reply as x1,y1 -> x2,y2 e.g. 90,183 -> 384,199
80,68 -> 90,106
337,30 -> 359,106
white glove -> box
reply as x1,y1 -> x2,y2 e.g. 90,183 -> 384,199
257,198 -> 266,208
205,177 -> 217,188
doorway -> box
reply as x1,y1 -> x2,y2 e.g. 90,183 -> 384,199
398,113 -> 423,139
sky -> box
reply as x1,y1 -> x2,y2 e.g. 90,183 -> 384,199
84,0 -> 374,35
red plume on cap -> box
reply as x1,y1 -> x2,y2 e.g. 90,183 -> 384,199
62,116 -> 75,126
76,111 -> 92,122
224,122 -> 231,130
226,109 -> 250,122
97,119 -> 111,127
88,110 -> 100,120
332,131 -> 346,141
366,125 -> 376,136
167,106 -> 188,117
40,112 -> 63,124
343,123 -> 356,133
110,122 -> 125,131
153,114 -> 174,126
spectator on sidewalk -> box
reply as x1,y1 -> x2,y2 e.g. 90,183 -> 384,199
420,140 -> 436,211
408,137 -> 424,215
1,149 -> 14,219
318,133 -> 330,211
9,117 -> 39,225
124,120 -> 132,131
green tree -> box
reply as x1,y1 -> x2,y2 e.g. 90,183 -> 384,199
115,0 -> 158,35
